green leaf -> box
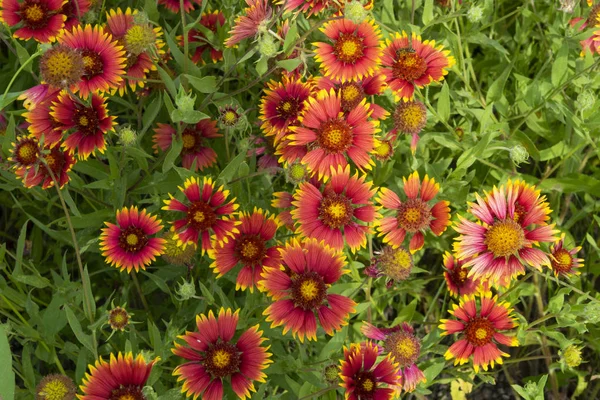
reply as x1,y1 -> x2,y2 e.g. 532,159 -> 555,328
15,220 -> 29,275
82,266 -> 96,318
486,67 -> 511,104
283,21 -> 298,54
140,94 -> 163,138
423,361 -> 445,385
157,65 -> 177,99
15,41 -> 32,73
13,274 -> 50,288
64,305 -> 96,355
551,43 -> 569,87
2,115 -> 16,159
422,0 -> 434,25
163,135 -> 184,173
0,325 -> 15,400
276,58 -> 302,72
437,82 -> 450,122
145,0 -> 159,21
256,56 -> 268,76
217,152 -> 246,183
185,75 -> 218,93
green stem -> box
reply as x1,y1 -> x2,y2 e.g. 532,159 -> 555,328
180,0 -> 189,78
298,386 -> 338,400
0,49 -> 42,110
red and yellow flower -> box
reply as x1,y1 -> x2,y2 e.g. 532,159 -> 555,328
549,233 -> 583,277
339,341 -> 400,400
208,209 -> 281,292
24,89 -> 62,146
289,89 -> 377,180
0,0 -> 66,43
57,24 -> 126,98
376,171 -> 450,253
365,245 -> 413,287
259,76 -> 314,143
152,120 -> 221,171
439,293 -> 519,372
163,176 -> 239,253
16,144 -> 76,189
361,322 -> 426,392
314,18 -> 381,82
158,0 -> 201,13
105,7 -> 165,95
443,252 -> 488,297
225,0 -> 272,48
59,0 -> 89,29
453,180 -> 557,287
99,206 -> 166,273
78,352 -> 158,399
260,238 -> 356,342
272,191 -> 296,232
281,0 -> 331,17
316,74 -> 388,120
381,31 -> 455,101
51,92 -> 116,160
172,308 -> 272,400
183,11 -> 225,64
9,135 -> 42,175
291,165 -> 377,252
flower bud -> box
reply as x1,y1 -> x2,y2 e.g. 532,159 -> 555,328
177,279 -> 196,301
285,162 -> 309,184
108,306 -> 130,331
344,0 -> 369,24
323,364 -> 339,385
467,5 -> 484,23
510,145 -> 529,167
561,345 -> 583,368
258,34 -> 280,58
117,126 -> 137,146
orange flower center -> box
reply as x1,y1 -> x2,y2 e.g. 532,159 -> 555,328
186,201 -> 216,231
204,342 -> 241,378
318,119 -> 353,153
108,385 -> 145,400
484,219 -> 525,258
396,198 -> 431,232
464,317 -> 495,347
16,140 -> 39,165
339,81 -> 365,111
384,331 -> 420,367
73,105 -> 100,136
551,249 -> 573,273
334,33 -> 365,64
81,50 -> 104,77
118,227 -> 147,253
291,271 -> 327,310
276,98 -> 301,120
20,1 -> 49,27
354,371 -> 377,397
319,194 -> 353,229
392,49 -> 427,82
234,234 -> 266,264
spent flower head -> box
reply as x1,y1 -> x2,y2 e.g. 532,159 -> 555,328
117,126 -> 137,146
560,345 -> 584,369
36,374 -> 76,400
344,0 -> 370,24
258,34 -> 280,58
467,5 -> 484,23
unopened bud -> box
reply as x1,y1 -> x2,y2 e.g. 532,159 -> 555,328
510,145 -> 529,167
344,1 -> 369,24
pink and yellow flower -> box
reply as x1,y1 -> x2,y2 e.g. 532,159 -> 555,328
78,352 -> 158,399
57,24 -> 126,98
158,0 -> 201,13
339,341 -> 400,400
381,31 -> 455,101
314,18 -> 382,82
453,180 -> 557,287
549,233 -> 583,277
51,91 -> 116,160
0,0 -> 66,43
225,0 -> 271,48
152,120 -> 221,171
316,74 -> 388,120
376,171 -> 450,253
16,143 -> 76,189
100,206 -> 166,273
59,0 -> 89,29
291,165 -> 377,252
24,88 -> 64,146
260,238 -> 356,342
272,191 -> 296,232
289,89 -> 377,180
172,308 -> 272,400
439,293 -> 519,372
209,209 -> 281,292
443,252 -> 488,297
361,322 -> 426,392
163,176 -> 239,253
281,0 -> 331,17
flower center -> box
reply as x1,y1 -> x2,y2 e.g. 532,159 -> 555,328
396,198 -> 431,232
20,1 -> 49,27
234,235 -> 266,264
42,148 -> 66,177
377,246 -> 413,282
203,342 -> 241,378
354,371 -> 377,398
484,219 -> 525,258
118,227 -> 148,253
551,249 -> 573,273
393,101 -> 427,134
393,49 -> 428,82
39,379 -> 69,400
334,33 -> 365,64
73,105 -> 99,136
317,119 -> 353,153
81,50 -> 104,77
384,331 -> 420,367
223,111 -> 237,125
108,385 -> 145,400
109,307 -> 129,330
276,98 -> 301,120
291,271 -> 327,310
319,193 -> 353,229
182,131 -> 196,149
124,24 -> 156,55
512,202 -> 527,225
339,81 -> 365,111
374,140 -> 393,160
464,317 -> 495,347
40,46 -> 84,87
186,201 -> 216,231
450,264 -> 469,287
16,140 -> 39,165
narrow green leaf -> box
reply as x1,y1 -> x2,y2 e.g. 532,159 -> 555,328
163,136 -> 183,173
185,75 -> 217,93
0,325 -> 15,400
140,94 -> 162,138
256,56 -> 268,76
437,82 -> 450,122
14,41 -> 32,73
276,58 -> 302,72
15,220 -> 29,276
486,67 -> 511,104
217,152 -> 246,183
144,0 -> 159,21
82,266 -> 96,318
551,43 -> 569,87
422,0 -> 434,25
157,65 -> 177,99
64,305 -> 96,355
283,21 -> 298,54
